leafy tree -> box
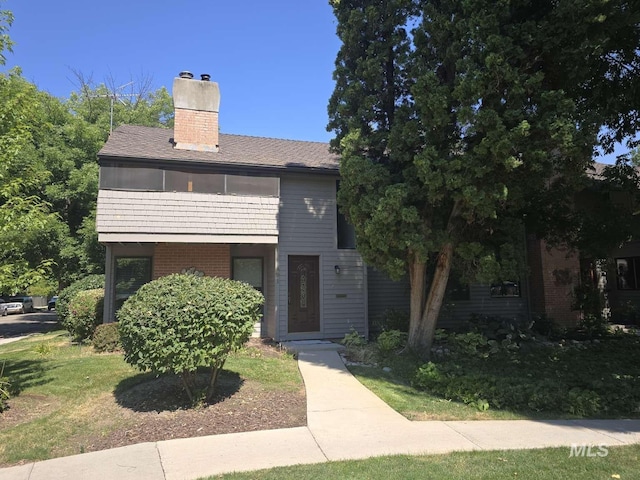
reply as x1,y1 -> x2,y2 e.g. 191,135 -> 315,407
0,10 -> 57,293
328,0 -> 640,356
0,2 -> 12,65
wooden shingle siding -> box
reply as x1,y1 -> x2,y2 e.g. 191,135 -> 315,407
276,175 -> 366,340
96,190 -> 278,236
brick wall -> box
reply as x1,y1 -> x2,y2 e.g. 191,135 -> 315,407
528,236 -> 581,327
153,243 -> 230,279
174,108 -> 219,151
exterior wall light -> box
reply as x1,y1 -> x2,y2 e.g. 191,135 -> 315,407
334,265 -> 341,275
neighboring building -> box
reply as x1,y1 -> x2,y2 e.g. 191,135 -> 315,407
96,73 -> 366,341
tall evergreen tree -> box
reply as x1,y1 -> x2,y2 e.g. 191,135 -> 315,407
328,0 -> 640,356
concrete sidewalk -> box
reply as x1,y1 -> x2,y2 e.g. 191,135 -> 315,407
2,346 -> 640,480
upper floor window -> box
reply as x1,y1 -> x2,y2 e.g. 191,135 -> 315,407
100,164 -> 279,197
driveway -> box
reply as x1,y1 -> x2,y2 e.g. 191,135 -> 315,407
0,310 -> 61,345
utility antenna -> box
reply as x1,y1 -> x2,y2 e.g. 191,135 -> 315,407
89,81 -> 139,134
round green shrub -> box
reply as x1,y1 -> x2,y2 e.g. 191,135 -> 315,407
117,273 -> 264,403
57,274 -> 105,328
67,288 -> 104,342
93,322 -> 120,353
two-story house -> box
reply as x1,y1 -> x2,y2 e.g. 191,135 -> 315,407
96,72 -> 367,341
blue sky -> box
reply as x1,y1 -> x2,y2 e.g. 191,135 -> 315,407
3,0 -> 340,143
1,0 -> 630,161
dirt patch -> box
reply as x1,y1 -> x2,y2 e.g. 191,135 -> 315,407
0,394 -> 62,429
2,340 -> 306,462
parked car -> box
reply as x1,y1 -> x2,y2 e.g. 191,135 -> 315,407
5,296 -> 34,314
48,295 -> 58,310
0,299 -> 7,316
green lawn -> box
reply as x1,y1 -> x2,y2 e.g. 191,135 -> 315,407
0,332 -> 302,465
208,444 -> 640,480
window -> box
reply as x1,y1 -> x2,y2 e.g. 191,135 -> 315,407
616,257 -> 640,290
115,257 -> 152,311
226,175 -> 279,197
165,170 -> 225,193
233,257 -> 264,319
336,181 -> 356,249
100,165 -> 279,197
100,165 -> 163,190
490,281 -> 521,298
232,258 -> 263,292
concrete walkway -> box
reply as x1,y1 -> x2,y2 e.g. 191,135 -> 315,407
2,345 -> 640,480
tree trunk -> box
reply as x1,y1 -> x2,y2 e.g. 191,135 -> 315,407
407,242 -> 455,359
407,256 -> 426,351
206,358 -> 226,403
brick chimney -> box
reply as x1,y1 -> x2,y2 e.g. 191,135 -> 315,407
173,72 -> 220,152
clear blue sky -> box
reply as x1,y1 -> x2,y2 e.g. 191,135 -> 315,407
3,0 -> 340,143
1,0 -> 630,161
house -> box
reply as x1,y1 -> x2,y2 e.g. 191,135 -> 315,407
96,72 -> 367,341
97,72 -> 636,341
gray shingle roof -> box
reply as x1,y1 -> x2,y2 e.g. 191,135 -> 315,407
98,125 -> 339,172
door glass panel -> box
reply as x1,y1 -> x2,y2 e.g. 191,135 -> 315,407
299,265 -> 308,308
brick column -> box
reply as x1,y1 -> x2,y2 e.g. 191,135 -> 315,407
153,244 -> 231,279
527,236 -> 582,327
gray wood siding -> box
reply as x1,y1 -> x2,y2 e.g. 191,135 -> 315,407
97,190 -> 278,236
439,285 -> 529,328
367,267 -> 411,325
276,175 -> 366,340
367,267 -> 529,330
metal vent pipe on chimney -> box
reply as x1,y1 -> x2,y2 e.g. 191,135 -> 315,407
179,71 -> 194,79
200,73 -> 211,81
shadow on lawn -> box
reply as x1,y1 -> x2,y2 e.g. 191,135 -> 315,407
2,359 -> 52,395
113,369 -> 244,412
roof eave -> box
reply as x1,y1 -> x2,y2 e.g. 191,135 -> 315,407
97,154 -> 340,176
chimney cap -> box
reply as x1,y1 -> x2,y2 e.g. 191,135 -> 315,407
179,71 -> 194,79
200,73 -> 211,81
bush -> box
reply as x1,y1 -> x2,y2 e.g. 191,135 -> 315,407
341,329 -> 366,347
93,322 -> 120,352
467,314 -> 534,344
117,273 -> 263,403
57,274 -> 105,328
376,329 -> 406,354
67,288 -> 104,342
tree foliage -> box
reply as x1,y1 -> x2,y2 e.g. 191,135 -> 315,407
0,5 -> 173,292
328,0 -> 640,356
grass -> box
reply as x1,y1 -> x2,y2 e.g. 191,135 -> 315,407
207,444 -> 640,480
0,332 -> 302,465
345,344 -> 529,420
344,333 -> 640,420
